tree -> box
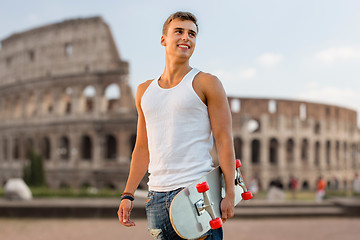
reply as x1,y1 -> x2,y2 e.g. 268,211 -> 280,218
23,151 -> 46,187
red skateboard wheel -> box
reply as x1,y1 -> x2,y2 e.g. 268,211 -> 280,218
241,191 -> 253,200
235,159 -> 242,168
196,181 -> 210,193
209,217 -> 223,229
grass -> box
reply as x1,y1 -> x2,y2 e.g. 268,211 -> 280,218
1,187 -> 359,200
250,190 -> 356,201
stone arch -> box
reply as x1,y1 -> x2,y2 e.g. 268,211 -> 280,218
286,138 -> 295,163
302,180 -> 309,190
25,138 -> 34,158
81,135 -> 92,160
326,141 -> 331,167
105,134 -> 117,160
269,138 -> 278,165
105,83 -> 121,112
230,99 -> 241,113
248,119 -> 261,133
14,96 -> 22,119
60,87 -> 73,115
5,98 -> 12,119
233,137 -> 242,160
41,137 -> 51,160
315,141 -> 321,167
81,85 -> 96,113
26,92 -> 36,118
335,141 -> 340,168
301,139 -> 309,162
41,90 -> 54,115
13,138 -> 20,160
251,139 -> 260,164
343,142 -> 348,163
351,143 -> 357,168
299,103 -> 307,120
268,100 -> 277,113
59,136 -> 70,160
314,122 -> 321,134
3,138 -> 8,160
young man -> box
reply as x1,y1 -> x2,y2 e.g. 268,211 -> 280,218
118,12 -> 236,240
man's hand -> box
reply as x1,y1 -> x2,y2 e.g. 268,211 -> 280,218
118,199 -> 135,227
220,195 -> 234,223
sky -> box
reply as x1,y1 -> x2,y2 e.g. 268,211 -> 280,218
1,0 -> 360,126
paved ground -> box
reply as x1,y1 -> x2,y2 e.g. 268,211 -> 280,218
1,218 -> 359,240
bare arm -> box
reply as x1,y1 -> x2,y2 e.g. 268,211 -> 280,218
118,80 -> 152,227
199,73 -> 235,222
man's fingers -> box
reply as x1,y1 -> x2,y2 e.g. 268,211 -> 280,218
221,211 -> 228,223
117,208 -> 123,223
123,207 -> 129,223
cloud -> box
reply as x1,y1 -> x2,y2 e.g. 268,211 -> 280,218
257,53 -> 284,66
213,67 -> 257,81
315,46 -> 360,64
238,68 -> 257,79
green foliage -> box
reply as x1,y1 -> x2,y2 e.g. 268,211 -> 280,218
23,151 -> 46,187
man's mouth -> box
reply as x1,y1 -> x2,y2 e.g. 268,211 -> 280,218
177,44 -> 190,49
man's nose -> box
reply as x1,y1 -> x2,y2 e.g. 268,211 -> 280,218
182,32 -> 189,41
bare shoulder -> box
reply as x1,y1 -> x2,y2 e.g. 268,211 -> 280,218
196,71 -> 221,83
137,80 -> 153,94
195,71 -> 225,93
136,80 -> 154,105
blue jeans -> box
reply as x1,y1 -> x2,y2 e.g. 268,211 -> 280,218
145,188 -> 223,240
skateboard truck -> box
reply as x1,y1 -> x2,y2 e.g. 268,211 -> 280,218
194,160 -> 252,230
195,181 -> 223,229
235,159 -> 253,200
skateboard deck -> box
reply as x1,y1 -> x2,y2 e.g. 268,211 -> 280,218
169,159 -> 252,239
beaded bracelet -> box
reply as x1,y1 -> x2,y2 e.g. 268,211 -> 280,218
121,192 -> 134,198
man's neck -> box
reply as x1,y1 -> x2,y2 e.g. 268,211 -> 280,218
161,57 -> 192,87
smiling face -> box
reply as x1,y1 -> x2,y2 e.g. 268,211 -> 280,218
161,19 -> 198,61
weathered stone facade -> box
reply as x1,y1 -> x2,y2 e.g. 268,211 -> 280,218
0,17 -> 359,191
0,17 -> 139,190
229,97 -> 360,190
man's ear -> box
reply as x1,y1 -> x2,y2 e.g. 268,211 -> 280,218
160,35 -> 166,46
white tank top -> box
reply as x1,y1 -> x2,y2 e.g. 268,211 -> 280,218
141,68 -> 214,191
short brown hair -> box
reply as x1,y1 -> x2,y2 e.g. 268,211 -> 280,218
162,11 -> 199,35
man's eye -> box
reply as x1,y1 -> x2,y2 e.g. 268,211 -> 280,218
175,30 -> 182,34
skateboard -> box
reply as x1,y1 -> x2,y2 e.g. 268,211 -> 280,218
169,159 -> 252,239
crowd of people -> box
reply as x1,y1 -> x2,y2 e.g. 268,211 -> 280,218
252,173 -> 360,202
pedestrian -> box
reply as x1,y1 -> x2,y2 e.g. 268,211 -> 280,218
117,11 -> 236,240
290,176 -> 298,200
353,173 -> 360,194
316,176 -> 326,203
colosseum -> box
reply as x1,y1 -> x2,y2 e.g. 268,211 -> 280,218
0,17 -> 138,190
228,97 -> 360,190
0,16 -> 359,191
